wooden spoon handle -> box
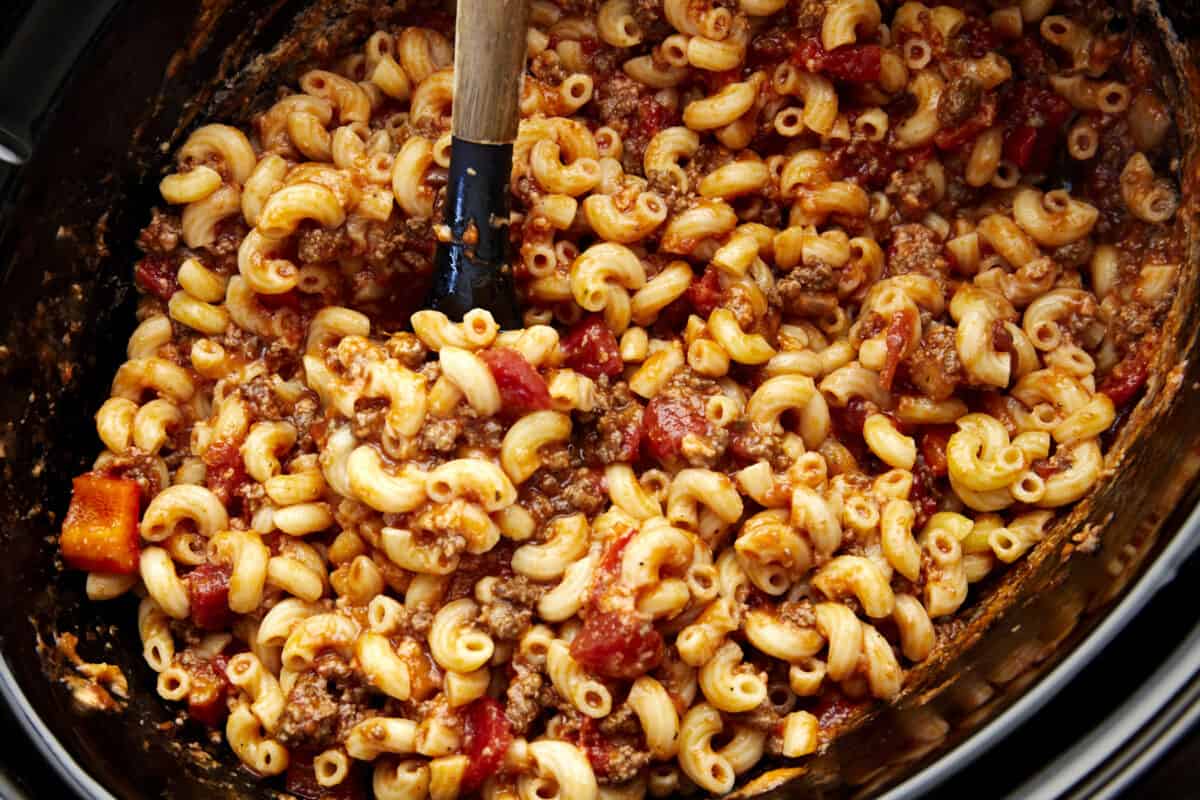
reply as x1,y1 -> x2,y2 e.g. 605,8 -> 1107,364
453,0 -> 531,144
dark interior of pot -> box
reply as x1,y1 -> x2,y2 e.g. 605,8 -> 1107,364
0,1 -> 1198,798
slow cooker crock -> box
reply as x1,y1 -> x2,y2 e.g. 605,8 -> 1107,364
1,2 -> 1198,798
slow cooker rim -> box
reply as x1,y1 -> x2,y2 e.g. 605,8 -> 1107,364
873,497 -> 1200,799
0,654 -> 116,800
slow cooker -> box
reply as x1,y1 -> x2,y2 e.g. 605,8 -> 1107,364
1,1 -> 1199,798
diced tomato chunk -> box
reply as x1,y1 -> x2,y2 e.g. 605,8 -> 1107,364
203,439 -> 246,507
919,426 -> 955,477
571,608 -> 664,679
820,44 -> 882,82
643,395 -> 708,463
633,96 -> 678,145
686,267 -> 723,317
1003,125 -> 1040,171
579,718 -> 613,777
134,254 -> 180,301
1002,83 -> 1074,173
186,563 -> 233,631
461,697 -> 514,792
879,311 -> 915,391
1099,346 -> 1151,408
832,396 -> 873,440
562,315 -> 623,379
591,529 -> 635,603
481,347 -> 552,414
60,474 -> 141,574
187,654 -> 230,728
791,36 -> 881,82
571,530 -> 664,679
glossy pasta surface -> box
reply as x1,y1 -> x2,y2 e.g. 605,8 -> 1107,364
59,0 -> 1182,797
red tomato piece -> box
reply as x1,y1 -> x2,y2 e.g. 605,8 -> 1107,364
643,395 -> 708,463
1099,346 -> 1151,408
134,254 -> 180,301
461,697 -> 514,793
919,426 -> 955,477
187,654 -> 230,728
790,36 -> 881,82
481,347 -> 552,414
1003,125 -> 1040,171
879,311 -> 916,391
579,718 -> 613,777
186,562 -> 234,632
633,96 -> 677,145
1031,458 -> 1061,479
591,530 -> 635,603
614,411 -> 644,462
60,474 -> 141,574
833,396 -> 873,440
1003,83 -> 1073,173
571,530 -> 664,679
202,439 -> 246,507
820,44 -> 882,82
571,608 -> 665,680
562,315 -> 623,379
686,267 -> 723,317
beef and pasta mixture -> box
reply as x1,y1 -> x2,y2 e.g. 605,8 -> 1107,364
58,0 -> 1182,796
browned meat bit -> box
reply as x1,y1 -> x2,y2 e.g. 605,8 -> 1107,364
137,209 -> 182,254
904,323 -> 964,400
418,417 -> 463,453
937,77 -> 982,128
460,415 -> 507,450
729,422 -> 790,472
598,703 -> 641,737
578,381 -> 645,466
645,169 -> 689,214
296,225 -> 347,264
365,217 -> 435,271
631,0 -> 671,40
794,0 -> 827,34
596,737 -> 652,785
276,668 -> 369,749
494,574 -> 548,607
505,660 -> 544,734
887,166 -> 938,218
739,699 -> 784,732
479,597 -> 532,640
886,224 -> 949,286
594,73 -> 642,131
778,262 -> 838,318
778,599 -> 816,628
385,332 -> 428,369
239,374 -> 287,420
530,49 -> 570,85
521,466 -> 606,523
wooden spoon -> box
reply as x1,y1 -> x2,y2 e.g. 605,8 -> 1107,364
427,0 -> 530,328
